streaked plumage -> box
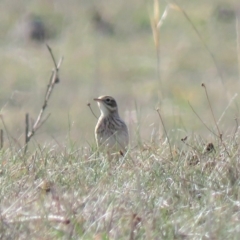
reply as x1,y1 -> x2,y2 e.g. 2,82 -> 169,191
94,96 -> 129,153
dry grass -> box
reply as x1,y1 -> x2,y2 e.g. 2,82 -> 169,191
0,0 -> 240,238
0,131 -> 240,239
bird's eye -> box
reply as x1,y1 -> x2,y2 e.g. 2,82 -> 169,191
106,98 -> 110,102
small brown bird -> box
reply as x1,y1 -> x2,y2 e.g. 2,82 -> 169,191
94,96 -> 129,154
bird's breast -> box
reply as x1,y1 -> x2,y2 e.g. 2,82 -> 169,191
95,116 -> 129,150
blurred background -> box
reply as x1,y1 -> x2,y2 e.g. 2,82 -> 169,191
0,0 -> 239,149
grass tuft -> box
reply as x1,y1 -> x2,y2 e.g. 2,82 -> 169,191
0,130 -> 239,238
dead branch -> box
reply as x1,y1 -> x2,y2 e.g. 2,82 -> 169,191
24,45 -> 63,154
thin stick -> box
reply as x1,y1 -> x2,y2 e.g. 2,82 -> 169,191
24,45 -> 63,154
34,113 -> 51,132
87,103 -> 98,119
201,83 -> 230,156
46,44 -> 58,70
201,83 -> 222,140
156,108 -> 173,160
46,43 -> 63,83
188,101 -> 218,137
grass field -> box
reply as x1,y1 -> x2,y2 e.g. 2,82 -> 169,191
0,0 -> 240,239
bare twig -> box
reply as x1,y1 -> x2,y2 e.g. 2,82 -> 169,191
188,101 -> 218,137
156,108 -> 173,160
201,83 -> 222,139
46,43 -> 61,83
24,45 -> 63,154
34,113 -> 51,132
201,83 -> 230,156
87,103 -> 98,119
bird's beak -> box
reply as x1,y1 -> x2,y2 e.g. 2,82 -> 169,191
94,98 -> 101,102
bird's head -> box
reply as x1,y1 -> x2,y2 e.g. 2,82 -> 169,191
94,95 -> 118,116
